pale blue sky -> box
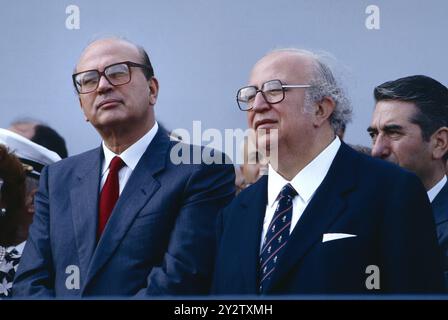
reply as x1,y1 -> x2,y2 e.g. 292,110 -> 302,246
0,0 -> 446,156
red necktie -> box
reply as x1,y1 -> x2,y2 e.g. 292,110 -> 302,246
98,156 -> 125,238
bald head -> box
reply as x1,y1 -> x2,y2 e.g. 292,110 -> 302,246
251,49 -> 318,85
76,37 -> 153,79
73,37 -> 159,152
248,48 -> 351,138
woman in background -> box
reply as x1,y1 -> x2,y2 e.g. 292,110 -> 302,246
0,144 -> 27,298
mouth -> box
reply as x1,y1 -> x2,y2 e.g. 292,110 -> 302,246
96,98 -> 123,110
254,119 -> 277,130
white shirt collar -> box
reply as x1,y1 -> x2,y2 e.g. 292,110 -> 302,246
101,122 -> 159,175
268,137 -> 341,207
427,175 -> 447,203
4,241 -> 26,255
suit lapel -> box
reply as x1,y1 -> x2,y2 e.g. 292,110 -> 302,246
430,180 -> 448,245
84,130 -> 169,286
238,176 -> 268,292
70,148 -> 102,280
265,143 -> 357,292
431,180 -> 448,226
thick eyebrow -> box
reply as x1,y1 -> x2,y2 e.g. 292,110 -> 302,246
382,124 -> 404,133
367,124 -> 404,134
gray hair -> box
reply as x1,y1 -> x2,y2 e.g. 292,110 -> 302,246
271,48 -> 352,134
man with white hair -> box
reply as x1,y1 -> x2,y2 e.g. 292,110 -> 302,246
212,49 -> 444,294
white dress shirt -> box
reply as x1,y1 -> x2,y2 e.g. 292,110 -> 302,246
261,137 -> 341,250
0,241 -> 26,261
427,175 -> 447,203
101,122 -> 159,194
12,241 -> 26,256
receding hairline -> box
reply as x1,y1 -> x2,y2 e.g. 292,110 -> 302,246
75,37 -> 146,72
260,48 -> 320,62
252,49 -> 320,79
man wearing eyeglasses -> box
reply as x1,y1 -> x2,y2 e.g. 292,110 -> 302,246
212,48 -> 444,295
13,37 -> 235,297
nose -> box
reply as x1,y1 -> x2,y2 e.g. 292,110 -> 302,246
371,134 -> 391,159
96,74 -> 113,93
251,91 -> 270,112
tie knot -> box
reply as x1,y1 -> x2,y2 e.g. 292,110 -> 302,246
279,183 -> 297,199
109,156 -> 125,173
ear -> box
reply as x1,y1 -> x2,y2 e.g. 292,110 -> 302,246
312,96 -> 336,127
148,77 -> 159,105
79,97 -> 89,122
430,127 -> 448,160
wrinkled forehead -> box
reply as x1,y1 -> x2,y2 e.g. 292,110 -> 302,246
76,39 -> 141,72
249,52 -> 315,86
372,100 -> 419,127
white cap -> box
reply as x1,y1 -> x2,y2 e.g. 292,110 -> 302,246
0,128 -> 61,177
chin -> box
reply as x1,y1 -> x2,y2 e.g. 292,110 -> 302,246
257,135 -> 279,158
94,117 -> 126,129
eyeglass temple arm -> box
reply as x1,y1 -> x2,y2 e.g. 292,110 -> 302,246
282,84 -> 311,88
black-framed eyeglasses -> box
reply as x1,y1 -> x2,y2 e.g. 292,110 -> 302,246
72,61 -> 152,94
236,79 -> 311,111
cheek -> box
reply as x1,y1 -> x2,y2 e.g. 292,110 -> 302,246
133,86 -> 151,107
284,114 -> 306,132
79,96 -> 94,113
247,112 -> 255,128
392,141 -> 423,164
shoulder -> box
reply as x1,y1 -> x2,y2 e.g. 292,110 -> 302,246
42,147 -> 101,178
222,175 -> 266,212
339,145 -> 428,216
166,139 -> 234,172
340,143 -> 421,186
54,148 -> 100,166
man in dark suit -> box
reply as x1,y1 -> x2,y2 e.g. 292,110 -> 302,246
13,38 -> 235,297
368,75 -> 448,289
212,49 -> 444,295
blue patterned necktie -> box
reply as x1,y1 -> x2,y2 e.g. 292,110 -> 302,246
259,183 -> 297,293
0,247 -> 21,298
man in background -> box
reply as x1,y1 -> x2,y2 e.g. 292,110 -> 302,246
9,119 -> 68,158
235,134 -> 268,194
368,75 -> 448,288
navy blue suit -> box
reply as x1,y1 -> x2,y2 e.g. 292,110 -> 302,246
212,143 -> 444,294
13,129 -> 235,297
432,182 -> 448,289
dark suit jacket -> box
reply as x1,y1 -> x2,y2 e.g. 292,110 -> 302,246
212,143 -> 444,295
13,128 -> 235,297
432,181 -> 448,289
